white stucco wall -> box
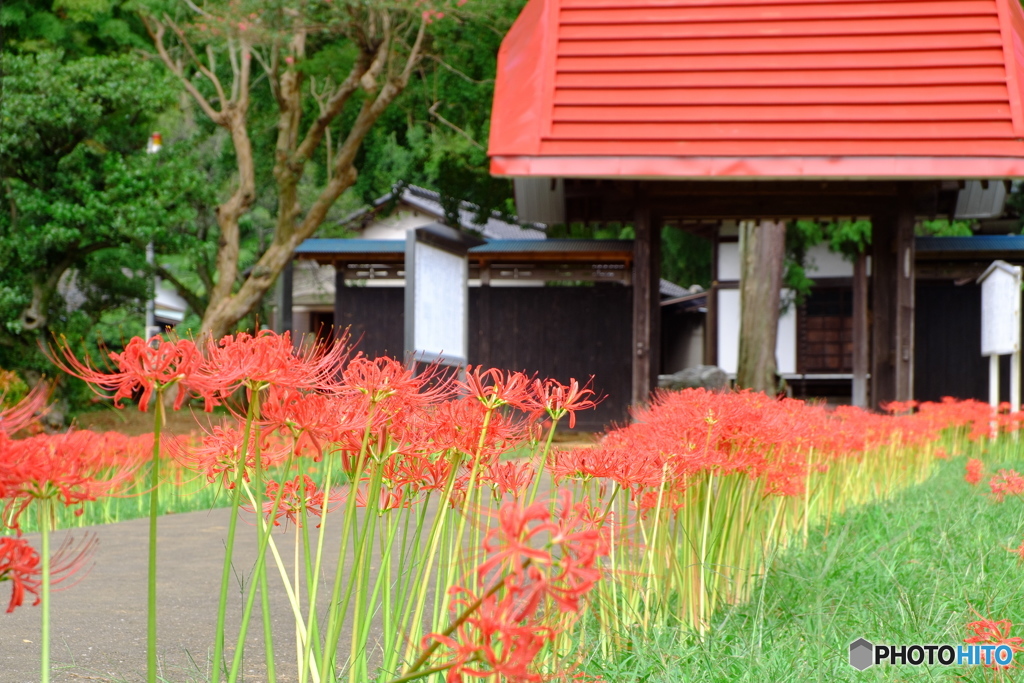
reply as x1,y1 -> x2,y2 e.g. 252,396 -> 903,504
718,242 -> 853,282
717,288 -> 797,375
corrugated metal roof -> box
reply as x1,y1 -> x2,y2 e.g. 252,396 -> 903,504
489,0 -> 1024,179
296,239 -> 405,255
296,238 -> 631,256
916,235 -> 1024,252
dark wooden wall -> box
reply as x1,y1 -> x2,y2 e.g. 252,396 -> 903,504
326,284 -> 632,431
913,280 -> 1018,403
469,285 -> 632,431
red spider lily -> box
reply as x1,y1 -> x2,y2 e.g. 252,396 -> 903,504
0,381 -> 50,435
429,398 -> 529,465
339,356 -> 455,408
1007,539 -> 1024,561
175,424 -> 289,489
461,366 -> 533,411
882,400 -> 918,415
989,469 -> 1024,502
525,378 -> 600,429
0,534 -> 96,613
0,431 -> 141,528
0,536 -> 41,613
965,615 -> 1024,669
259,386 -> 337,460
426,588 -> 554,683
420,494 -> 607,683
482,460 -> 536,500
52,335 -> 206,411
201,329 -> 350,401
966,458 -> 984,486
255,475 -> 340,528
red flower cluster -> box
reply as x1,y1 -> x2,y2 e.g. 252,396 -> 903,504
965,458 -> 984,486
0,534 -> 96,614
966,616 -> 1024,669
0,430 -> 144,527
0,536 -> 41,613
259,475 -> 337,528
556,389 -> 1007,507
54,336 -> 205,411
989,469 -> 1024,503
424,493 -> 607,682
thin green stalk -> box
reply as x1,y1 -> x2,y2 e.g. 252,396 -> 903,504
318,413 -> 376,680
147,392 -> 165,683
39,499 -> 51,683
227,457 -> 293,683
211,395 -> 260,683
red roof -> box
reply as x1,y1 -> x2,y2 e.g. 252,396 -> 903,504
488,0 -> 1024,179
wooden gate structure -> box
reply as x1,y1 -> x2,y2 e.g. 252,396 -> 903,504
489,0 -> 1024,408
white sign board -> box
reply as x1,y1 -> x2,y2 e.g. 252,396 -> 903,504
404,224 -> 482,367
979,260 -> 1022,356
411,241 -> 467,361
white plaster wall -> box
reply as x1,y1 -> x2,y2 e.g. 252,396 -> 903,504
717,288 -> 797,375
804,244 -> 854,278
718,242 -> 740,281
362,210 -> 435,239
719,242 -> 852,282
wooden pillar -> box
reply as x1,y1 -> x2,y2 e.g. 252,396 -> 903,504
706,235 -> 719,366
478,263 -> 491,367
334,260 -> 346,343
277,259 -> 294,335
632,193 -> 660,406
851,252 -> 868,407
870,189 -> 915,407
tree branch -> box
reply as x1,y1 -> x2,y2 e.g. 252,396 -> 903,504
156,266 -> 207,316
140,14 -> 224,124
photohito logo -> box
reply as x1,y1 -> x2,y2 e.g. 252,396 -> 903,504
849,638 -> 1015,670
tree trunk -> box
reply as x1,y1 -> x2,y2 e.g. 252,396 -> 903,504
736,220 -> 786,393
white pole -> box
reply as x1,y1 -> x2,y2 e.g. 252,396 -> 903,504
145,242 -> 157,340
990,353 -> 1000,408
145,133 -> 162,342
1012,350 -> 1021,414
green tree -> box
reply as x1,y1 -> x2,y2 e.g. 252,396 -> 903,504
135,0 -> 522,339
0,51 -> 211,378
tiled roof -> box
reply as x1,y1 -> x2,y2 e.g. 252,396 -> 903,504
489,0 -> 1024,179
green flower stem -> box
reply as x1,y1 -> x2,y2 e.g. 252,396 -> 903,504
227,458 -> 293,683
39,499 -> 51,683
247,391 -> 277,682
299,462 -> 332,683
211,394 -> 260,683
528,417 -> 561,503
147,391 -> 165,683
318,412 -> 375,680
397,411 -> 493,670
390,560 -> 530,683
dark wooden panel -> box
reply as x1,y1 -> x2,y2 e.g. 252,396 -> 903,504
469,285 -> 632,431
914,281 -> 988,402
336,286 -> 405,360
330,284 -> 632,431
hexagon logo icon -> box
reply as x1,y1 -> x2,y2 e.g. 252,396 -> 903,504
849,638 -> 874,671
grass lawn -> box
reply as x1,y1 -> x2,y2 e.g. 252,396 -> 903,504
584,452 -> 1024,682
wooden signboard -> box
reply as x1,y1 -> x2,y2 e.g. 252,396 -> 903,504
978,260 -> 1022,412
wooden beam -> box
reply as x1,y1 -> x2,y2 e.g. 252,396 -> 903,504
632,191 -> 657,407
852,252 -> 868,407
